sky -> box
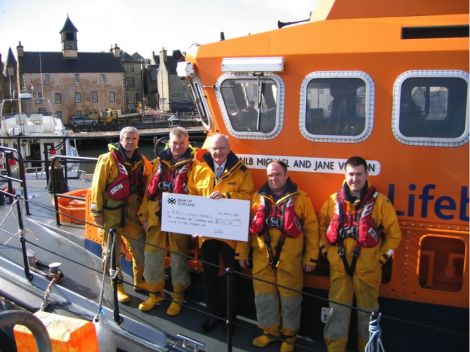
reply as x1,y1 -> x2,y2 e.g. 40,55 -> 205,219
0,0 -> 318,64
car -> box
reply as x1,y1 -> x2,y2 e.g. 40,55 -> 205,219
69,115 -> 97,127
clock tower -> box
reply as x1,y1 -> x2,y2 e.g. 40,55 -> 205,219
60,16 -> 78,58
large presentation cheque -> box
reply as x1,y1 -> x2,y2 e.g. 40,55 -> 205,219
161,193 -> 251,242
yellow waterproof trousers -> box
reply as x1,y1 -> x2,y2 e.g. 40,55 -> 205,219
324,274 -> 379,352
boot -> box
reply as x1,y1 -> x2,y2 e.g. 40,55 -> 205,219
117,284 -> 130,303
252,334 -> 277,348
280,336 -> 296,352
166,291 -> 184,316
138,292 -> 165,312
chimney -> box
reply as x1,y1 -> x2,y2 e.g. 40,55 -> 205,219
160,47 -> 167,62
113,44 -> 121,57
17,41 -> 24,58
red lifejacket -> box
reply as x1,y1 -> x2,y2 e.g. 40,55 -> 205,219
146,157 -> 192,200
249,192 -> 302,238
326,186 -> 382,248
106,149 -> 144,201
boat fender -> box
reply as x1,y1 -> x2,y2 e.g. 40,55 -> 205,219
94,319 -> 116,352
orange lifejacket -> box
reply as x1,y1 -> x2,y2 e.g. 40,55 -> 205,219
146,149 -> 192,200
326,185 -> 382,248
106,149 -> 145,201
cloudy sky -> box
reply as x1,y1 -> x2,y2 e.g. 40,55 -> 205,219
0,0 -> 318,62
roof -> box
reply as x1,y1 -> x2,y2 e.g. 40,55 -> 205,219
6,48 -> 16,67
21,52 -> 124,73
60,17 -> 78,33
120,51 -> 139,62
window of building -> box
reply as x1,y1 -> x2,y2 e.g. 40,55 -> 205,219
392,70 -> 468,147
55,93 -> 62,104
74,73 -> 80,84
44,74 -> 50,85
75,92 -> 81,103
419,236 -> 465,292
91,91 -> 98,103
109,91 -> 116,102
216,74 -> 284,139
36,92 -> 43,104
126,91 -> 133,104
124,76 -> 135,88
99,74 -> 106,84
299,71 -> 374,143
135,92 -> 140,103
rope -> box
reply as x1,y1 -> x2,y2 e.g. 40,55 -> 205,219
365,312 -> 386,352
93,229 -> 116,322
40,277 -> 58,312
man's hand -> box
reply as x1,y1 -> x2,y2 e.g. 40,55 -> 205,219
239,259 -> 250,269
304,264 -> 316,273
93,215 -> 104,226
209,191 -> 224,199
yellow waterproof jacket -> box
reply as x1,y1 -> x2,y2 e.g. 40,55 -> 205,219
140,148 -> 194,229
319,181 -> 402,287
239,180 -> 320,271
91,144 -> 151,229
187,151 -> 254,254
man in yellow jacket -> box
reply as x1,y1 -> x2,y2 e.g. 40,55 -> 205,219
239,160 -> 319,352
139,127 -> 194,315
188,133 -> 254,334
320,156 -> 402,352
90,126 -> 151,303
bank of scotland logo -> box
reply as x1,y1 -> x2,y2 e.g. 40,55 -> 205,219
167,197 -> 176,205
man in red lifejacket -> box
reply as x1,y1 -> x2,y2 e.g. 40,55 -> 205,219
91,127 -> 151,303
319,156 -> 402,352
138,127 -> 194,315
239,160 -> 319,352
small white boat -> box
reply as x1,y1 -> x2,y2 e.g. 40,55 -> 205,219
0,93 -> 79,174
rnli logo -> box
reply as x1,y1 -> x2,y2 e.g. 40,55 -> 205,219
110,184 -> 123,195
167,197 -> 176,205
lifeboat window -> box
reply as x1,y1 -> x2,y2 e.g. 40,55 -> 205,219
392,70 -> 468,146
418,236 -> 466,292
300,71 -> 374,143
216,74 -> 284,139
191,77 -> 211,127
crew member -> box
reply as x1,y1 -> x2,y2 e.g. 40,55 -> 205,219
239,160 -> 319,352
188,133 -> 254,334
90,126 -> 151,302
320,156 -> 402,352
139,127 -> 194,315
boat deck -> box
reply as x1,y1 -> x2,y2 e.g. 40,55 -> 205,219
0,176 -> 327,352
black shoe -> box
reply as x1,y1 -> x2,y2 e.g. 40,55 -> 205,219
201,317 -> 219,333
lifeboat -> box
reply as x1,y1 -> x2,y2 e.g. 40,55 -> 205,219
58,189 -> 89,224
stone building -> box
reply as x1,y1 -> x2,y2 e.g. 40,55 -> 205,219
11,16 -> 124,124
111,45 -> 146,112
153,48 -> 195,113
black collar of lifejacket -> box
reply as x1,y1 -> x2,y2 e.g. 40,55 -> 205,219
259,177 -> 298,269
337,182 -> 375,277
